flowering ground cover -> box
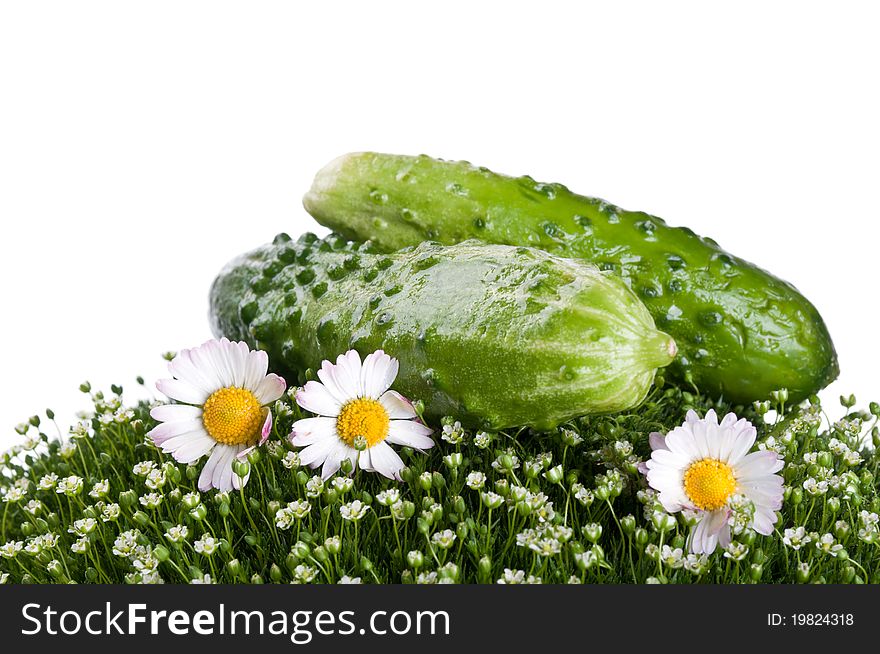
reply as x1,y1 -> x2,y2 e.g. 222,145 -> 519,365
2,341 -> 878,585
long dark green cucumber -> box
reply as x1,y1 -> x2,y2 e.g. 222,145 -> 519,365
303,153 -> 838,404
210,233 -> 676,430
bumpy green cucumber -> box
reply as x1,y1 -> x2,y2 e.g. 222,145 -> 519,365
303,153 -> 838,404
210,233 -> 676,430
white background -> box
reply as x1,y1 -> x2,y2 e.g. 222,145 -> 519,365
1,1 -> 878,435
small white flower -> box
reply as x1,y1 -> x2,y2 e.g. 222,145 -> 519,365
21,433 -> 41,450
331,477 -> 354,494
148,338 -> 286,491
572,484 -> 595,506
145,469 -> 167,490
113,530 -> 141,557
782,527 -> 811,550
290,350 -> 434,480
0,541 -> 24,558
491,450 -> 520,472
466,471 -> 486,490
132,461 -> 157,477
191,574 -> 213,584
338,575 -> 361,584
59,441 -> 77,459
70,420 -> 92,439
416,571 -> 438,585
431,529 -> 457,549
194,533 -> 218,555
182,492 -> 201,507
101,503 -> 121,522
69,518 -> 98,537
2,487 -> 25,503
684,553 -> 710,574
660,545 -> 685,569
293,564 -> 318,584
480,491 -> 504,509
474,431 -> 493,449
803,478 -> 828,496
139,492 -> 164,509
24,499 -> 43,516
165,525 -> 190,543
71,538 -> 90,554
441,421 -> 465,445
859,511 -> 879,527
281,451 -> 301,470
0,572 -> 9,584
815,533 -> 843,555
56,476 -> 84,496
644,409 -> 783,554
89,480 -> 110,499
376,489 -> 400,506
497,568 -> 526,584
305,475 -> 325,497
723,541 -> 749,561
339,500 -> 370,522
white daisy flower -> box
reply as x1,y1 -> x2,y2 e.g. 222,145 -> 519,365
644,409 -> 784,554
290,350 -> 434,480
148,338 -> 286,492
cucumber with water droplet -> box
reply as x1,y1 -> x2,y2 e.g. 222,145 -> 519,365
210,233 -> 677,430
303,152 -> 838,405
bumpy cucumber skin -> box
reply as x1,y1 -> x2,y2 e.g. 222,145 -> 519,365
210,233 -> 676,430
303,153 -> 839,405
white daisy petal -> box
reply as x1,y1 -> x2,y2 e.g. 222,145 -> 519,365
361,350 -> 399,399
198,446 -> 227,492
169,349 -> 217,394
290,417 -> 338,447
648,432 -> 668,451
298,436 -> 339,467
735,451 -> 784,480
358,448 -> 373,472
150,404 -> 203,423
213,445 -> 240,492
320,440 -> 351,480
752,508 -> 777,535
295,381 -> 343,417
368,441 -> 405,480
190,342 -> 227,392
243,349 -> 270,392
162,432 -> 216,463
148,418 -> 205,445
316,359 -> 349,404
725,422 -> 757,464
386,420 -> 434,450
254,373 -> 286,405
333,350 -> 364,398
203,339 -> 235,389
156,378 -> 208,405
379,390 -> 417,419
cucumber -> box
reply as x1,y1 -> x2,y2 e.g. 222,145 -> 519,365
209,233 -> 677,430
303,152 -> 838,404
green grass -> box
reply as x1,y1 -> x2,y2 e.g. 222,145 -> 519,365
2,376 -> 879,584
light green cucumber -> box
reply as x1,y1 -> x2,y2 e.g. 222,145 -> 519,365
210,233 -> 676,430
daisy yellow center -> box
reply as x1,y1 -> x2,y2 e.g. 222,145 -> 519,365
202,387 -> 263,446
683,458 -> 737,511
336,398 -> 389,448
